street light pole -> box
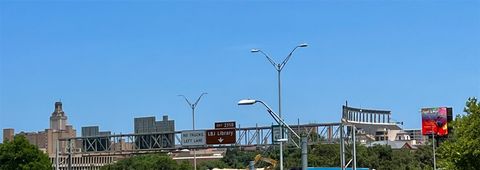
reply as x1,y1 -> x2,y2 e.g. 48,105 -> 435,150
238,99 -> 306,169
179,93 -> 207,170
251,43 -> 308,170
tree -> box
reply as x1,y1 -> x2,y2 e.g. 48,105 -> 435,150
413,145 -> 433,169
438,97 -> 480,170
196,142 -> 433,169
357,144 -> 431,170
284,146 -> 302,169
177,161 -> 193,170
101,153 -> 192,170
308,143 -> 340,167
358,144 -> 393,169
391,149 -> 422,170
198,148 -> 275,169
198,159 -> 228,170
0,135 -> 52,170
221,148 -> 260,168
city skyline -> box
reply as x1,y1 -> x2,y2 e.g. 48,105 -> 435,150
1,1 -> 479,142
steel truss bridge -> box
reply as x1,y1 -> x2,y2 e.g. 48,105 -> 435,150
54,104 -> 401,170
58,122 -> 341,156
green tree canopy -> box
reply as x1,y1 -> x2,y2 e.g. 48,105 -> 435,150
221,148 -> 261,168
0,135 -> 52,170
438,97 -> 480,169
198,143 -> 434,170
101,153 -> 191,170
198,159 -> 228,170
308,143 -> 340,167
413,145 -> 433,169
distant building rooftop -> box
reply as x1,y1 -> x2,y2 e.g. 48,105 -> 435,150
368,140 -> 416,149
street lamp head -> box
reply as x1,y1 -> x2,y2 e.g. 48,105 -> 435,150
237,99 -> 257,105
250,49 -> 260,53
298,43 -> 308,48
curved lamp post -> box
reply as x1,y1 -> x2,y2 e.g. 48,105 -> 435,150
238,99 -> 306,170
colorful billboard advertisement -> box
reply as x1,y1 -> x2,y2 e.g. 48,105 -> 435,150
421,107 -> 449,136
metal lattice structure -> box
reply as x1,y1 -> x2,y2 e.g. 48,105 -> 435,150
58,123 -> 341,156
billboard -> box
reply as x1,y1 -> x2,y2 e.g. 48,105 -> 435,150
421,107 -> 450,136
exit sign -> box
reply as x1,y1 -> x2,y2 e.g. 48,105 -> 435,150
215,121 -> 236,129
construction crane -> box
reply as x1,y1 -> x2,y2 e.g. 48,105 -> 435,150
248,154 -> 277,170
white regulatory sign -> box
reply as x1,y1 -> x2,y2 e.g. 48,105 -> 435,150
181,130 -> 206,146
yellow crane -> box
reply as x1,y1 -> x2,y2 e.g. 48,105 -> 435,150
248,154 -> 277,170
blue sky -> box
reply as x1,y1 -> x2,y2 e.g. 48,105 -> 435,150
1,1 -> 479,142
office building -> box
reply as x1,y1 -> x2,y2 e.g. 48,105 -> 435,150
404,129 -> 426,144
3,128 -> 14,142
156,115 -> 175,132
134,116 -> 156,134
50,155 -> 119,170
